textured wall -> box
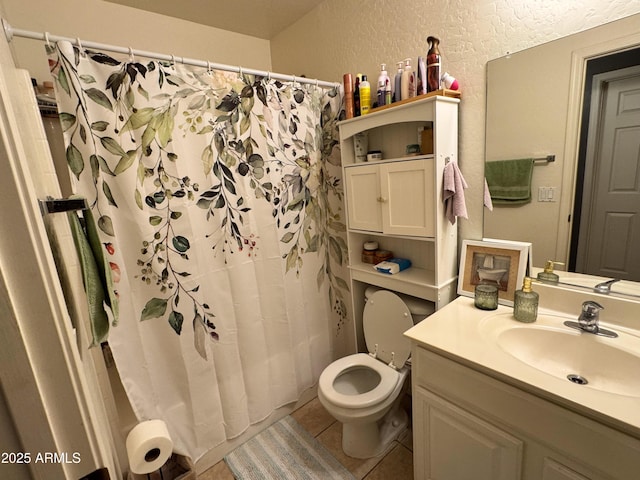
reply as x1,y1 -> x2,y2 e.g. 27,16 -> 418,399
271,0 -> 640,243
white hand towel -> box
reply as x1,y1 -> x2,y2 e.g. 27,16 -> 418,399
442,161 -> 468,225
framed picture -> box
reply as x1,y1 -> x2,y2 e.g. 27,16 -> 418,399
482,237 -> 533,276
458,239 -> 530,306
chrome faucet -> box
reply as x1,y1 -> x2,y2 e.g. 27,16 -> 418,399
563,300 -> 618,338
593,278 -> 621,294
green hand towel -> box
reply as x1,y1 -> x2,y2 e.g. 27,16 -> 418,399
485,158 -> 534,205
67,206 -> 119,347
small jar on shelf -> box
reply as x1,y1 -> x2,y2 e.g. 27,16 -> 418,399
361,241 -> 379,264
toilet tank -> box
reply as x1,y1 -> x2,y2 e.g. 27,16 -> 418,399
364,286 -> 435,324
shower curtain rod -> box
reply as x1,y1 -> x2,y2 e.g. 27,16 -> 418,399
2,19 -> 340,89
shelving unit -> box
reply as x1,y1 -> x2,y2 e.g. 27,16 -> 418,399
339,95 -> 459,351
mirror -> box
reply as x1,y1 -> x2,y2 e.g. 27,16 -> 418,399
484,13 -> 640,299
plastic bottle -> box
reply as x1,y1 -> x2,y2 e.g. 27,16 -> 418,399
359,75 -> 371,115
343,73 -> 354,119
354,74 -> 361,117
417,57 -> 427,95
384,77 -> 392,105
426,36 -> 441,92
376,64 -> 390,107
393,62 -> 403,103
401,58 -> 414,100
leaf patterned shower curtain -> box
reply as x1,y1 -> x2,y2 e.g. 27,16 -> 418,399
48,41 -> 347,461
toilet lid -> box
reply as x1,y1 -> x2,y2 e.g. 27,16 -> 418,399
363,290 -> 413,368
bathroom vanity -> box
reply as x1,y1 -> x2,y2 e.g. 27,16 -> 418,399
405,288 -> 640,480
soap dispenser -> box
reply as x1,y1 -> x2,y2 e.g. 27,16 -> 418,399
400,58 -> 414,100
376,63 -> 390,107
513,277 -> 538,323
537,260 -> 562,284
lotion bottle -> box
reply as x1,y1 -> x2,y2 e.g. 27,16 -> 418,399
376,64 -> 390,107
401,58 -> 414,101
513,277 -> 539,323
393,62 -> 403,102
359,74 -> 371,115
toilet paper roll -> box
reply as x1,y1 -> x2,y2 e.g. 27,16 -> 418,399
126,419 -> 173,474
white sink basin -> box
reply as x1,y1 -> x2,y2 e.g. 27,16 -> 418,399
480,312 -> 640,397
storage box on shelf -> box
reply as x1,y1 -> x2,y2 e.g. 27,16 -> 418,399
339,95 -> 459,352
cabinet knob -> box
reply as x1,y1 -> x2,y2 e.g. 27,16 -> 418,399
377,197 -> 388,203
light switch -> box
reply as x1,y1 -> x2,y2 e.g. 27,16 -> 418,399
537,187 -> 557,202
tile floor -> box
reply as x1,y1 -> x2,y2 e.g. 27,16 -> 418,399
197,395 -> 414,480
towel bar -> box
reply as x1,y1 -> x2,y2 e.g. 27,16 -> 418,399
39,197 -> 88,214
533,155 -> 555,163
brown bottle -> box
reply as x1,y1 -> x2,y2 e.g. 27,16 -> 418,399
426,36 -> 441,92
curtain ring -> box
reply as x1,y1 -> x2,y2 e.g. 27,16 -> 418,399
315,78 -> 319,87
76,37 -> 83,51
207,61 -> 212,75
44,32 -> 50,47
128,47 -> 134,63
267,71 -> 271,81
238,66 -> 243,78
170,54 -> 176,65
292,75 -> 296,86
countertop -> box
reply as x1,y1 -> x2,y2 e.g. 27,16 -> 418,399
404,296 -> 640,438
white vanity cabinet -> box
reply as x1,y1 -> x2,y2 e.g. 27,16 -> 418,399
339,95 -> 459,351
411,345 -> 640,480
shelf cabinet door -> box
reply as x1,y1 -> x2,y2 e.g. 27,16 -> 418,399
345,164 -> 383,232
380,159 -> 435,237
414,387 -> 523,480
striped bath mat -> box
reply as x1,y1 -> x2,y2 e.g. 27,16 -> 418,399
224,416 -> 355,479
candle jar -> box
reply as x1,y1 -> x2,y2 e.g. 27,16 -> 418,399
474,284 -> 498,310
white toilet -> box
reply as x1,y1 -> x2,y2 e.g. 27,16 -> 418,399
318,287 -> 433,458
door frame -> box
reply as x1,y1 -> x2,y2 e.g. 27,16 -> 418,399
0,26 -> 119,480
568,48 -> 640,271
573,64 -> 640,275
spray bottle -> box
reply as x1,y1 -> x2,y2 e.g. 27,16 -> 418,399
359,75 -> 371,115
426,36 -> 441,92
376,64 -> 390,107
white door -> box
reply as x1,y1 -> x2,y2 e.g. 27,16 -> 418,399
414,388 -> 523,480
381,159 -> 435,237
345,164 -> 383,232
576,67 -> 640,280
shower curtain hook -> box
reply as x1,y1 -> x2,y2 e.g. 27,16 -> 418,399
44,31 -> 50,47
206,61 -> 212,76
238,66 -> 243,79
315,78 -> 319,87
128,47 -> 134,62
267,71 -> 271,82
170,54 -> 176,66
76,37 -> 83,51
292,75 -> 297,86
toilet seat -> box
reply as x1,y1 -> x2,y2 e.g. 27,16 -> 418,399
319,353 -> 401,409
363,290 -> 413,368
